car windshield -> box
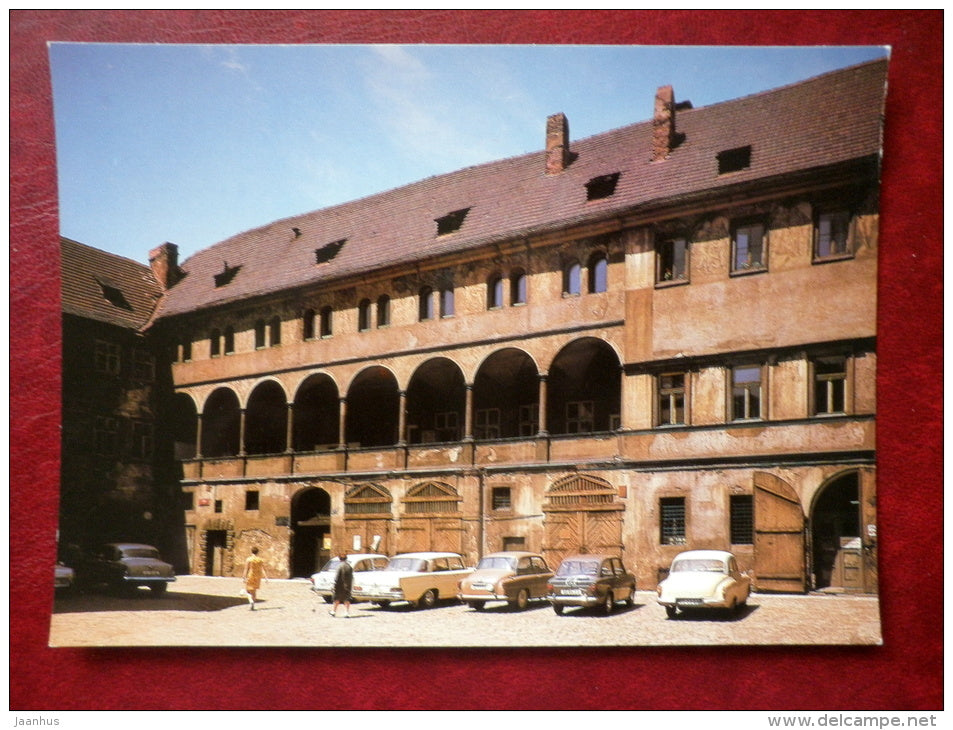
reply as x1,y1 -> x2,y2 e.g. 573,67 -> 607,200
320,558 -> 343,572
476,556 -> 516,571
556,560 -> 599,577
672,558 -> 727,573
386,557 -> 426,572
120,547 -> 160,559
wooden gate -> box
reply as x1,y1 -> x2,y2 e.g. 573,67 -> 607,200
344,483 -> 393,555
397,482 -> 463,554
753,472 -> 807,592
543,475 -> 624,568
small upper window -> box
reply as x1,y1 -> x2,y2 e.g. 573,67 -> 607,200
815,210 -> 853,260
813,356 -> 847,415
320,306 -> 333,338
94,340 -> 121,375
98,281 -> 132,310
657,237 -> 689,283
440,287 -> 455,318
435,208 -> 470,236
585,172 -> 621,201
588,254 -> 608,293
358,299 -> 372,332
269,316 -> 281,346
377,295 -> 391,328
254,320 -> 267,349
303,309 -> 316,340
731,365 -> 763,421
510,269 -> 527,305
210,329 -> 221,358
223,326 -> 235,355
563,261 -> 582,296
419,287 -> 435,321
717,146 -> 752,175
214,262 -> 242,288
487,275 -> 504,309
732,221 -> 767,273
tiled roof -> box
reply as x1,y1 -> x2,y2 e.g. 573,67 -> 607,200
61,236 -> 163,330
155,58 -> 887,320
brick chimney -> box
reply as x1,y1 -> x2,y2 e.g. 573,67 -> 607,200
652,85 -> 676,162
546,112 -> 571,174
149,242 -> 181,290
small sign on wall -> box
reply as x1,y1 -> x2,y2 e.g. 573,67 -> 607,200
352,535 -> 362,551
275,516 -> 289,527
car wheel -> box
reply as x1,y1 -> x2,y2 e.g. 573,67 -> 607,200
665,605 -> 677,619
469,601 -> 485,611
374,601 -> 390,609
604,591 -> 614,615
323,596 -> 333,604
553,603 -> 565,615
625,586 -> 635,607
514,589 -> 529,611
418,589 -> 437,609
149,583 -> 168,596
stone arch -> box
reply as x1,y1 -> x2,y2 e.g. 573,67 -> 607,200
473,348 -> 540,439
293,372 -> 340,451
346,366 -> 400,448
202,387 -> 241,457
406,358 -> 466,444
245,379 -> 289,455
809,469 -> 863,591
290,486 -> 332,578
547,337 -> 622,435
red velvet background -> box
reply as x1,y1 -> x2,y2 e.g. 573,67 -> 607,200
10,10 -> 942,711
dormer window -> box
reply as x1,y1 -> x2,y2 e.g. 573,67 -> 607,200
717,145 -> 752,175
435,208 -> 470,236
214,262 -> 242,288
585,173 -> 620,201
315,239 -> 346,264
98,281 -> 133,310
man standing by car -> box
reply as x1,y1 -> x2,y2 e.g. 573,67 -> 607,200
329,551 -> 353,618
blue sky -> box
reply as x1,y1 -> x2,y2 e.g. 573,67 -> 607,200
49,43 -> 889,264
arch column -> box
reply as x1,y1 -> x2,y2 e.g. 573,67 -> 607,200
238,408 -> 246,457
195,412 -> 204,459
463,383 -> 474,441
338,397 -> 348,449
285,402 -> 294,453
397,390 -> 408,446
537,374 -> 549,436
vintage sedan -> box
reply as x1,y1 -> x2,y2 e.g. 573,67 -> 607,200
54,562 -> 76,595
457,551 -> 553,610
657,549 -> 751,618
546,554 -> 637,615
78,542 -> 176,595
310,553 -> 389,602
352,551 -> 473,609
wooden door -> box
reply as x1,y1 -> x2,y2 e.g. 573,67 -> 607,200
543,508 -> 623,567
753,472 -> 807,592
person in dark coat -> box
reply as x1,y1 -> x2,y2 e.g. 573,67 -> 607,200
329,551 -> 353,618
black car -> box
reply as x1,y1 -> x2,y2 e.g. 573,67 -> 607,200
546,554 -> 636,615
78,543 -> 176,595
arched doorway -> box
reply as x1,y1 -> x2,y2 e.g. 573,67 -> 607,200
203,387 -> 241,457
290,487 -> 331,577
293,374 -> 339,451
548,338 -> 621,435
473,348 -> 539,439
346,367 -> 400,447
406,358 -> 466,443
811,471 -> 862,591
245,380 -> 288,455
398,481 -> 464,553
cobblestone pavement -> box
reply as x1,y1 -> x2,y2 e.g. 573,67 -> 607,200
49,575 -> 882,648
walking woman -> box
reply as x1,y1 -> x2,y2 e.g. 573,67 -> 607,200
243,547 -> 268,610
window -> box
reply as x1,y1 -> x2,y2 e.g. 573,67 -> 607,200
131,421 -> 154,459
223,326 -> 235,355
214,499 -> 223,514
565,401 -> 594,434
94,340 -> 121,375
730,495 -> 753,545
303,309 -> 316,340
585,172 -> 620,200
563,261 -> 581,296
376,295 -> 391,327
814,356 -> 847,415
657,237 -> 688,283
475,408 -> 501,440
492,487 -> 512,511
181,491 -> 195,511
487,274 -> 503,309
588,254 -> 608,293
433,411 -> 459,442
210,329 -> 221,358
732,221 -> 766,272
511,269 -> 527,305
658,373 -> 686,426
419,286 -> 435,321
519,404 -> 538,437
320,306 -> 333,338
731,365 -> 762,421
358,299 -> 372,332
815,209 -> 852,260
502,536 -> 526,552
717,145 -> 751,174
94,416 -> 118,455
132,349 -> 154,381
180,337 -> 192,363
269,317 -> 281,346
245,490 -> 260,511
99,282 -> 132,310
315,238 -> 346,264
440,287 -> 455,318
660,497 -> 687,545
254,320 -> 267,349
213,263 -> 241,288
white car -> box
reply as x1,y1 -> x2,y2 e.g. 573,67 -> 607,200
310,553 -> 389,602
352,551 -> 473,609
657,550 -> 751,618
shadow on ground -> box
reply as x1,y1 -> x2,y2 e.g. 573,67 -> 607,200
53,589 -> 248,614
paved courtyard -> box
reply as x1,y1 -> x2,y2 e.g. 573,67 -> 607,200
49,575 -> 882,648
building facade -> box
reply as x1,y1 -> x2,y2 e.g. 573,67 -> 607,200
142,60 -> 886,591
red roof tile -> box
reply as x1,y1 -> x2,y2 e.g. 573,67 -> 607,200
155,59 -> 887,320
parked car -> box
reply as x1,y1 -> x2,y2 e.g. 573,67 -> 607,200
77,543 -> 176,595
656,549 -> 751,618
457,551 -> 553,610
54,561 -> 76,595
352,551 -> 473,609
310,553 -> 389,602
546,554 -> 636,615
